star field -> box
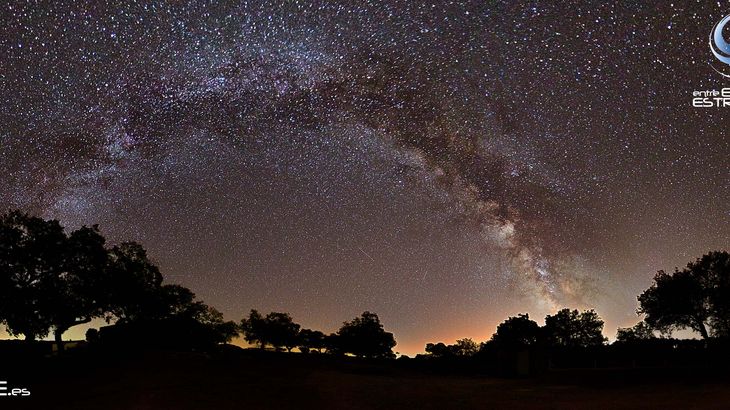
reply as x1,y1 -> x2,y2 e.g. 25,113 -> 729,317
1,1 -> 728,355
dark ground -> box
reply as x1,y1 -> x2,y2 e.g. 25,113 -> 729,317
4,346 -> 730,409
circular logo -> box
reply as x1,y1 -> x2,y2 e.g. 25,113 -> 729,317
710,14 -> 730,77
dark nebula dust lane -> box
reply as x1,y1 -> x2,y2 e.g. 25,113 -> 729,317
1,1 -> 728,354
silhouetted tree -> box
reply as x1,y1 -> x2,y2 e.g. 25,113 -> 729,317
153,285 -> 238,344
337,311 -> 396,359
638,251 -> 730,338
0,212 -> 112,351
194,305 -> 239,344
240,310 -> 300,351
489,313 -> 541,349
543,308 -> 606,348
425,342 -> 452,358
104,242 -> 164,323
240,309 -> 268,349
49,225 -> 109,352
324,333 -> 342,355
94,256 -> 237,349
85,328 -> 99,344
265,312 -> 300,352
425,338 -> 479,357
299,328 -> 326,353
452,338 -> 479,356
155,284 -> 198,317
0,210 -> 237,351
615,321 -> 655,343
0,211 -> 66,341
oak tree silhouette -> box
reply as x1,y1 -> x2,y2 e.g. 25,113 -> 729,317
240,310 -> 301,351
336,311 -> 396,359
489,313 -> 541,349
0,210 -> 237,351
543,308 -> 606,348
299,328 -> 326,353
0,211 -> 108,349
638,251 -> 730,338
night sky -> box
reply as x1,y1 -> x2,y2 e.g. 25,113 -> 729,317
1,1 -> 728,355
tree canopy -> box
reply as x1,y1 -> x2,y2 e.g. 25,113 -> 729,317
104,242 -> 164,323
615,321 -> 655,343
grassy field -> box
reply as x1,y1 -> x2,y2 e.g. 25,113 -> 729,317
5,347 -> 730,409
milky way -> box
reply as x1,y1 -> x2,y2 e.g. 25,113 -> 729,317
1,1 -> 728,354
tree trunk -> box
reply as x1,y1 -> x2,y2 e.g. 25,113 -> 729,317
697,320 -> 709,339
54,318 -> 91,355
55,328 -> 65,355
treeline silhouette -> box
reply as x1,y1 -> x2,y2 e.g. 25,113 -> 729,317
1,210 -> 729,376
412,251 -> 730,375
0,210 -> 238,353
240,310 -> 396,358
0,210 -> 397,358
